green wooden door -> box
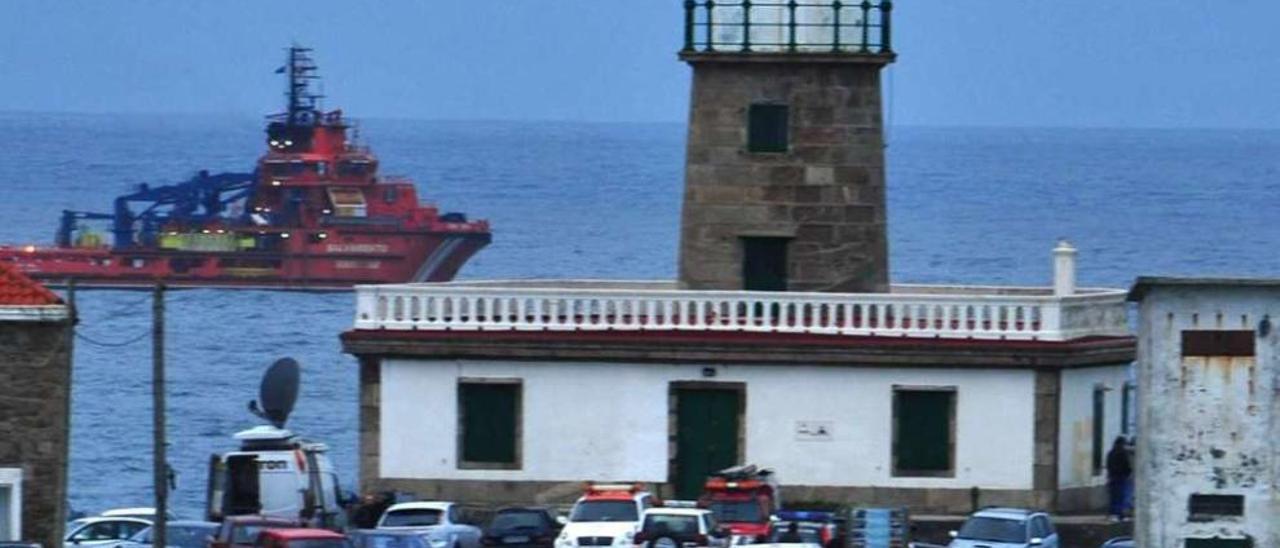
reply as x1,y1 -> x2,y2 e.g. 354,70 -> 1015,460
675,388 -> 741,499
741,237 -> 789,291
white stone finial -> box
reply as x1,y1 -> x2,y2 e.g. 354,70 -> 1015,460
1053,239 -> 1077,297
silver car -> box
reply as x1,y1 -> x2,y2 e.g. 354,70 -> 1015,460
64,517 -> 152,548
377,502 -> 484,548
947,508 -> 1059,548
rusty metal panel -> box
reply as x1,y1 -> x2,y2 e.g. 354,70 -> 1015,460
1181,330 -> 1255,357
1188,494 -> 1245,520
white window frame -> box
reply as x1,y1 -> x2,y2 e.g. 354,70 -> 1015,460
0,467 -> 21,541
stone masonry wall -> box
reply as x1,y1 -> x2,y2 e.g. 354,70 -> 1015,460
0,319 -> 73,547
678,59 -> 889,292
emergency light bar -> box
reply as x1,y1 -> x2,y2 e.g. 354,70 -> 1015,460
776,510 -> 833,522
584,482 -> 645,493
705,478 -> 765,490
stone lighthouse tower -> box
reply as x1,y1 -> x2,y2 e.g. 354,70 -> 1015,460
678,1 -> 895,292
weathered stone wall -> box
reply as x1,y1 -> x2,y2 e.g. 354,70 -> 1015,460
678,57 -> 890,292
0,319 -> 73,547
1133,284 -> 1280,546
358,357 -> 381,494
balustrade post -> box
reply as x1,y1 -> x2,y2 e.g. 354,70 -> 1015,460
742,0 -> 752,52
1040,301 -> 1062,341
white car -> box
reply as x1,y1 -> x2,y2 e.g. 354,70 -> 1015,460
99,508 -> 178,521
555,485 -> 657,548
64,516 -> 152,548
377,501 -> 483,548
634,508 -> 729,548
947,508 -> 1059,548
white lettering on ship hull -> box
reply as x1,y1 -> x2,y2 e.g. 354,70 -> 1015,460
336,260 -> 383,270
326,243 -> 390,254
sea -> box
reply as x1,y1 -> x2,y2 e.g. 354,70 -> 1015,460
1,111 -> 1278,518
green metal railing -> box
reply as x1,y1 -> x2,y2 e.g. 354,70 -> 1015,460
682,0 -> 892,54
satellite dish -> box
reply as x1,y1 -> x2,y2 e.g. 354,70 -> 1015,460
248,358 -> 301,429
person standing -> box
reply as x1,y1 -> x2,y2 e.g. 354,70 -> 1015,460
1106,436 -> 1132,521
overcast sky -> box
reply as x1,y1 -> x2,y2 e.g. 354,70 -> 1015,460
1,1 -> 1277,128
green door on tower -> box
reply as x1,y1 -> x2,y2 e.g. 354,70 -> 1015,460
674,387 -> 741,499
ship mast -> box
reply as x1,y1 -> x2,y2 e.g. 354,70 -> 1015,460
285,45 -> 322,126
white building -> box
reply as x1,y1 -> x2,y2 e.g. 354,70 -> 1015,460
342,2 -> 1135,514
342,246 -> 1134,513
1129,278 -> 1280,547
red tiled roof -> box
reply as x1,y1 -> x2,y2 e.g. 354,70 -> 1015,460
0,263 -> 62,305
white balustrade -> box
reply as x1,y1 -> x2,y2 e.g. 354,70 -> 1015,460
352,281 -> 1130,341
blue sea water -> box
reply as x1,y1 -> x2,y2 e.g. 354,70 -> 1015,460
1,111 -> 1279,518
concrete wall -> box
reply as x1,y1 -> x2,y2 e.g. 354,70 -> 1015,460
1134,284 -> 1280,546
678,57 -> 890,292
0,318 -> 73,547
377,359 -> 1036,511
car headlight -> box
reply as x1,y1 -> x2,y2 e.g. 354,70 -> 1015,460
428,538 -> 449,548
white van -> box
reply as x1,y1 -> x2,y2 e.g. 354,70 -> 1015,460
205,425 -> 346,529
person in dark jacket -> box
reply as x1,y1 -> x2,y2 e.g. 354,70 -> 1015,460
351,491 -> 395,529
1106,436 -> 1132,521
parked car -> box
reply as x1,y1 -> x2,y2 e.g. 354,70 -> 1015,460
64,516 -> 152,548
254,528 -> 351,548
765,511 -> 834,546
633,508 -> 729,548
1100,538 -> 1133,548
377,502 -> 483,548
947,508 -> 1059,548
114,520 -> 219,548
349,530 -> 432,548
556,484 -> 656,548
482,507 -> 561,548
210,516 -> 302,548
100,509 -> 179,521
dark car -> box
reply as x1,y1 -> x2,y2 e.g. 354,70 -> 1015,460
349,530 -> 430,548
481,508 -> 560,548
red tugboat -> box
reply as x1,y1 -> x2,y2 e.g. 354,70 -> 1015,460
0,46 -> 490,289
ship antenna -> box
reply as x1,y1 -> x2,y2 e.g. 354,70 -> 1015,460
284,45 -> 322,126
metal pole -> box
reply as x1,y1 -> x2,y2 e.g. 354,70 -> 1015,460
152,283 -> 167,548
66,278 -> 77,323
683,0 -> 697,51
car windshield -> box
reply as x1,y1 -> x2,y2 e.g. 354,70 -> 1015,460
768,523 -> 823,544
570,501 -> 638,523
957,517 -> 1027,543
707,501 -> 761,523
353,533 -> 425,548
491,511 -> 547,530
130,524 -> 218,548
382,509 -> 443,528
642,515 -> 700,535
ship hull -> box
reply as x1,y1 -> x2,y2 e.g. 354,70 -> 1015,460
0,232 -> 490,290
